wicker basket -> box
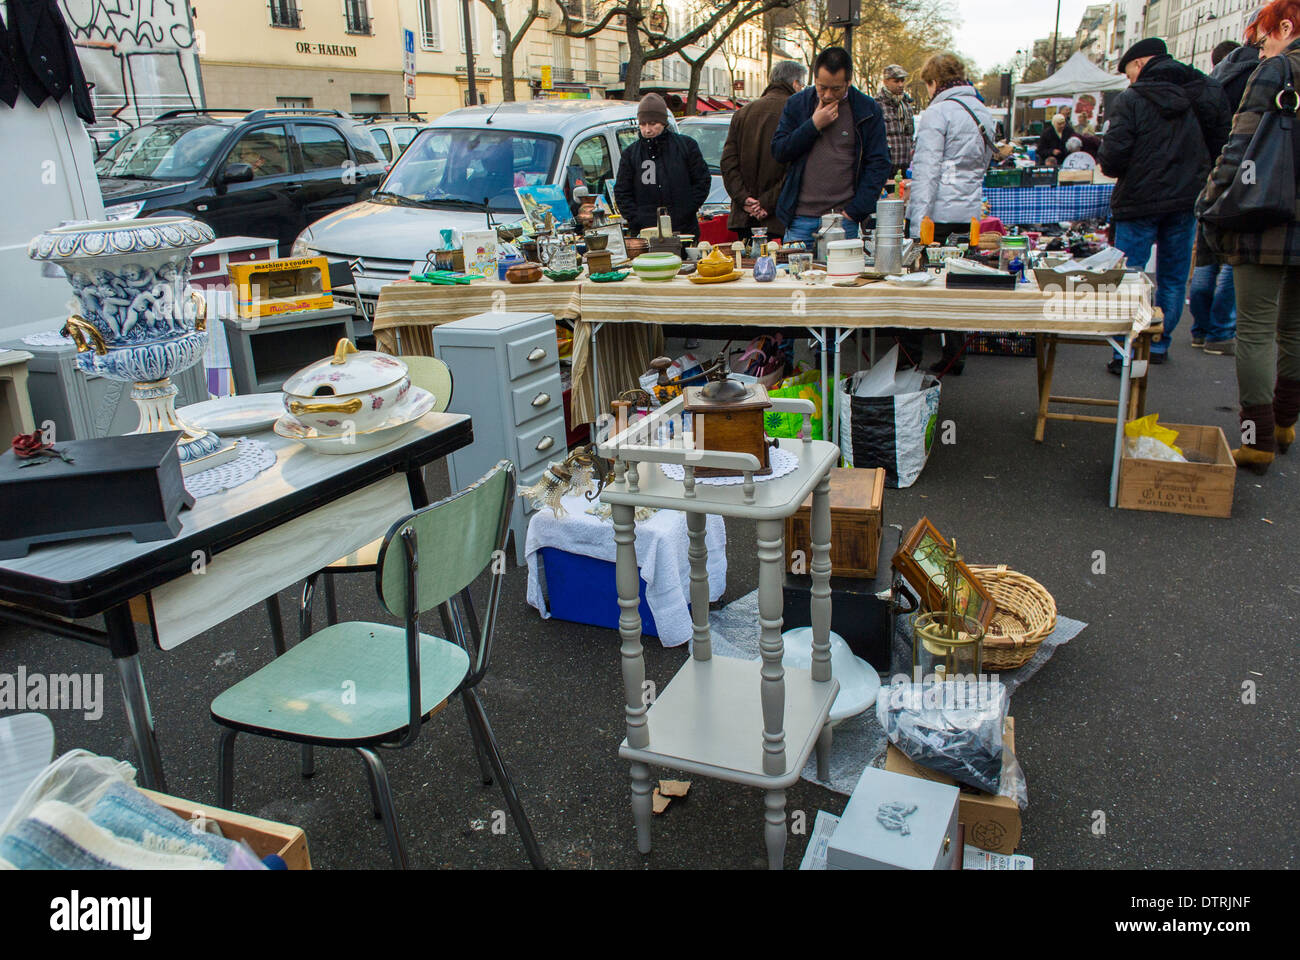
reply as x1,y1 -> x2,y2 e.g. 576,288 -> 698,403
969,564 -> 1057,670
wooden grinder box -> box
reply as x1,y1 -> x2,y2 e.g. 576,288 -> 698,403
785,467 -> 884,579
683,382 -> 774,478
1117,423 -> 1235,519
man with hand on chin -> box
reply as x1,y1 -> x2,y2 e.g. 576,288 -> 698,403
771,45 -> 892,246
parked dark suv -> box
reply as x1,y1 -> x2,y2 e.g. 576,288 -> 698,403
94,108 -> 388,253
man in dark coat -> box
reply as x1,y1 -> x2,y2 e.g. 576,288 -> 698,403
720,60 -> 806,239
614,93 -> 711,237
771,45 -> 892,245
1098,37 -> 1232,369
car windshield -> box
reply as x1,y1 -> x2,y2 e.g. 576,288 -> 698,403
680,121 -> 731,175
377,128 -> 561,213
95,121 -> 231,180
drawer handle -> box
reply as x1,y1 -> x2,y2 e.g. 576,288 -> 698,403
527,347 -> 547,362
531,392 -> 550,407
535,436 -> 555,452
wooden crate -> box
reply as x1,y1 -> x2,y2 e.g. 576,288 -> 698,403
784,467 -> 884,579
140,789 -> 312,869
1117,423 -> 1235,519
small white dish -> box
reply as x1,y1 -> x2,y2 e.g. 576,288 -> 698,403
274,387 -> 435,455
781,626 -> 881,724
884,272 -> 937,286
179,394 -> 284,434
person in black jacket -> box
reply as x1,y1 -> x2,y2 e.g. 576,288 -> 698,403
1189,40 -> 1263,356
1036,113 -> 1076,166
613,93 -> 711,237
1098,38 -> 1232,370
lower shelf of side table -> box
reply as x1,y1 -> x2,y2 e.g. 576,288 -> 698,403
620,655 -> 838,790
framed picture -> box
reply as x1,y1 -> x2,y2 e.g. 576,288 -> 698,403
515,184 -> 574,231
892,517 -> 996,632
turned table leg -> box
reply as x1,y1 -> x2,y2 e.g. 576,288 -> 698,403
765,788 -> 787,870
613,503 -> 651,853
686,511 -> 711,661
756,517 -> 787,779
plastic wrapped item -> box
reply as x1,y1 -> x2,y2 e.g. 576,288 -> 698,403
1125,414 -> 1186,462
876,680 -> 1028,809
0,750 -> 266,870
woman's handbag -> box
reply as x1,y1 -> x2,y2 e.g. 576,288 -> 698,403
1199,54 -> 1299,231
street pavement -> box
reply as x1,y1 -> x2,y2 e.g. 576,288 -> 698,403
2,335 -> 1296,869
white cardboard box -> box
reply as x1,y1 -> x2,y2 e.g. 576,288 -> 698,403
827,766 -> 961,870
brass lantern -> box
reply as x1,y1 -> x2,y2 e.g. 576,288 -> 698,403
912,538 -> 985,681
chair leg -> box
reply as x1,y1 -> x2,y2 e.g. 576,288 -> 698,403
462,687 -> 546,869
461,693 -> 494,786
324,572 -> 339,626
299,573 -> 318,641
216,727 -> 238,808
816,723 -> 833,782
265,596 -> 286,656
630,762 -> 653,856
357,751 -> 383,819
355,747 -> 408,869
300,745 -> 315,779
764,788 -> 787,871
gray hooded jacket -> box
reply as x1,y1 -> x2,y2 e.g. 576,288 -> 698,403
906,84 -> 994,236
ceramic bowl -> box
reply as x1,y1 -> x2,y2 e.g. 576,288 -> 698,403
631,252 -> 682,282
696,248 -> 736,279
281,339 -> 411,435
543,268 -> 582,282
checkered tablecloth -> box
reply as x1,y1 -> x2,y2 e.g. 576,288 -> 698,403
985,184 -> 1114,225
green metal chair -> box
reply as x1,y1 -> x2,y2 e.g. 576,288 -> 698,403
212,460 -> 545,869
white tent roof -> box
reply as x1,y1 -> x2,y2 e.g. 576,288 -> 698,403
1014,51 -> 1129,98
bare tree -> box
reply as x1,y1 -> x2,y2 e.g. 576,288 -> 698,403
559,0 -> 793,99
677,0 -> 793,114
477,0 -> 542,102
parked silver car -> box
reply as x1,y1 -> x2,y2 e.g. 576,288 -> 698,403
293,100 -> 659,322
677,113 -> 735,214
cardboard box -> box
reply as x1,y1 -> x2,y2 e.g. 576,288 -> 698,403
885,717 -> 1021,855
1117,423 -> 1235,519
1058,169 -> 1093,184
229,256 -> 333,319
140,789 -> 312,869
1092,170 -> 1117,185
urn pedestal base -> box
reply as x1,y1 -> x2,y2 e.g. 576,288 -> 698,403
129,378 -> 238,476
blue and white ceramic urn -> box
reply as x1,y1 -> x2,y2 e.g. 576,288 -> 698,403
28,217 -> 225,469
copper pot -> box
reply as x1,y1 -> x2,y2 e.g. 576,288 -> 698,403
506,262 -> 543,284
623,237 -> 649,260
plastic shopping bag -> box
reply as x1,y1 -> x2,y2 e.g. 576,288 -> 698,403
765,369 -> 834,441
1124,414 -> 1186,462
839,368 -> 942,488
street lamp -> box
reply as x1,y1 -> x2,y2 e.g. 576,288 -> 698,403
1193,8 -> 1217,68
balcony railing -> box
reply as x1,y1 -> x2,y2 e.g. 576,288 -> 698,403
269,0 -> 301,28
344,0 -> 373,35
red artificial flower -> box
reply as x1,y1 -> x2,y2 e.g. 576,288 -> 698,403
11,431 -> 47,459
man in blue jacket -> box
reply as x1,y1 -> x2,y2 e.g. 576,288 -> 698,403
771,46 -> 893,245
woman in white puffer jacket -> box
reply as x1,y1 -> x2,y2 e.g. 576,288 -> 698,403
906,53 -> 995,241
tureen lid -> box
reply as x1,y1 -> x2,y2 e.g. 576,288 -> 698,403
827,239 -> 864,251
283,339 -> 408,398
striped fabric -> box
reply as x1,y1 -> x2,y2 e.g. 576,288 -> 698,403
373,272 -> 1151,426
985,184 -> 1114,225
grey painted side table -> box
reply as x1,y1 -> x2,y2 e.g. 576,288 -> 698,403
598,396 -> 840,869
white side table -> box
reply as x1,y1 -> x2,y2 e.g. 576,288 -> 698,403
599,396 -> 839,869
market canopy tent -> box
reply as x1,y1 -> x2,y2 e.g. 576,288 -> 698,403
1011,52 -> 1130,134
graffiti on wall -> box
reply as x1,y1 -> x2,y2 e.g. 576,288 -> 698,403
59,0 -> 202,128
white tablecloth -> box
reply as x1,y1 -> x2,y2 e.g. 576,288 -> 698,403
525,494 -> 726,647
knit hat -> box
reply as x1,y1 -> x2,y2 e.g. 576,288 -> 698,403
884,64 -> 908,80
1118,37 -> 1167,73
637,93 -> 670,127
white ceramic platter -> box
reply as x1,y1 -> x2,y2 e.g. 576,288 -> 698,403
884,272 -> 937,286
179,394 -> 286,435
273,387 -> 435,455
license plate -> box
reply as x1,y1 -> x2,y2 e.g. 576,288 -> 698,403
332,293 -> 359,311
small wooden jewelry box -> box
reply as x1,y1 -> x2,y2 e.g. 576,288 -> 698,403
784,467 -> 885,578
682,382 -> 774,478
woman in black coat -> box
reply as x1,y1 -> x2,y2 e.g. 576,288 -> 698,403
613,93 -> 711,236
1035,113 -> 1076,166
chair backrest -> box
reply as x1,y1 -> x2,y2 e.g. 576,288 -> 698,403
376,459 -> 513,620
402,356 -> 453,414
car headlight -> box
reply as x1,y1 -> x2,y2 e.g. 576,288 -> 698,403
104,201 -> 145,221
291,232 -> 316,258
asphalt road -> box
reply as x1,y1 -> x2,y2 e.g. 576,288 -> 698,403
2,335 -> 1296,870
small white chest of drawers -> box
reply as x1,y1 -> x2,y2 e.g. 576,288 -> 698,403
434,312 -> 565,564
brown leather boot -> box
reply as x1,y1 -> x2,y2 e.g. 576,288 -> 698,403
1233,404 -> 1276,475
1274,377 -> 1300,454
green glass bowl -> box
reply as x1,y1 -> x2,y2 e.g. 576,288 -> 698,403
589,270 -> 630,283
543,269 -> 582,282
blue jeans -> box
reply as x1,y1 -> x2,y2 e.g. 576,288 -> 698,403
1113,212 -> 1197,357
783,215 -> 859,246
1188,262 -> 1236,343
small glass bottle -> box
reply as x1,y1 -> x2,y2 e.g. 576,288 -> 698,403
754,243 -> 776,282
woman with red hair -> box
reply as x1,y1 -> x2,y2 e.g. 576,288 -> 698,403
1197,0 -> 1300,474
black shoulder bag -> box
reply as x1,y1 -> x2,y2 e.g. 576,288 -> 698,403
1199,54 -> 1298,231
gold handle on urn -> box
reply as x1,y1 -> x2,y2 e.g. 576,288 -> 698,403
288,397 -> 365,416
62,315 -> 108,355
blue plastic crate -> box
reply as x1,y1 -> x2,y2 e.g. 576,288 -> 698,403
539,547 -> 660,637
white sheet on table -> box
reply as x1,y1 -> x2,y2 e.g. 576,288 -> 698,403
525,494 -> 726,648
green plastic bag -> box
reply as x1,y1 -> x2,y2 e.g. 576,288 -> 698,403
764,370 -> 835,441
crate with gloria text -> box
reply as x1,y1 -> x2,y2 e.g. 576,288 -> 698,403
1117,423 -> 1235,519
228,255 -> 333,319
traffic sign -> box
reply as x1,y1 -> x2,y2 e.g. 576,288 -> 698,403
403,28 -> 416,76
541,64 -> 553,90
